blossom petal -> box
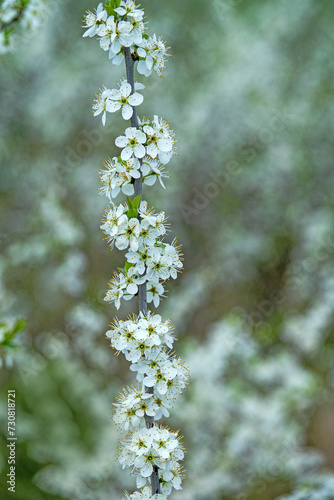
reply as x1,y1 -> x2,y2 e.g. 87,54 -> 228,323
122,183 -> 135,196
134,144 -> 146,159
128,92 -> 144,106
146,143 -> 158,158
106,100 -> 121,113
111,39 -> 121,54
122,82 -> 132,97
137,60 -> 148,75
141,462 -> 153,478
121,147 -> 133,161
115,135 -> 128,147
157,137 -> 173,152
111,53 -> 124,65
143,376 -> 156,387
122,104 -> 133,120
127,283 -> 138,295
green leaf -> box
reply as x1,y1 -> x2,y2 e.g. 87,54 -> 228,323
11,319 -> 27,336
104,5 -> 116,16
1,319 -> 26,349
132,194 -> 141,211
126,196 -> 133,210
104,0 -> 121,15
125,261 -> 134,272
126,209 -> 138,219
126,196 -> 138,218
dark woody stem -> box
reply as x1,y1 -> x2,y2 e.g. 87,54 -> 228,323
124,46 -> 160,496
124,46 -> 147,317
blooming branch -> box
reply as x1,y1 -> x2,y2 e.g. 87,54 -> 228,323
83,1 -> 189,497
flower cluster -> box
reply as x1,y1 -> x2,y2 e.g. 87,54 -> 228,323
107,312 -> 175,354
83,2 -> 169,73
112,386 -> 172,430
108,312 -> 189,430
115,118 -> 176,163
101,201 -> 182,309
119,427 -> 184,495
122,486 -> 168,500
83,1 -> 187,497
99,156 -> 169,199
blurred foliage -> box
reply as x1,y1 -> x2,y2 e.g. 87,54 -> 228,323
1,0 -> 334,499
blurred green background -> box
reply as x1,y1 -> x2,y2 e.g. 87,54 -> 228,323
1,0 -> 334,499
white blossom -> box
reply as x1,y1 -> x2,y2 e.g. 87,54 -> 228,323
99,157 -> 141,199
160,463 -> 184,494
104,268 -> 145,309
139,116 -> 176,165
112,386 -> 152,430
116,127 -> 147,160
106,312 -> 175,355
104,272 -> 124,310
146,243 -> 183,282
141,158 -> 169,189
112,386 -> 171,430
122,485 -> 168,500
93,81 -> 144,125
108,80 -> 144,120
92,85 -> 112,126
22,0 -> 47,30
137,34 -> 170,77
0,0 -> 47,54
125,246 -> 155,275
146,280 -> 165,308
82,3 -> 107,38
98,17 -> 133,57
119,426 -> 184,483
100,203 -> 128,242
115,217 -> 141,252
114,1 -> 145,21
0,0 -> 20,24
130,352 -> 189,397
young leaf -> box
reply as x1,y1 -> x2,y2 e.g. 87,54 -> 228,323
126,196 -> 133,210
125,261 -> 134,272
126,208 -> 138,219
11,319 -> 27,336
132,195 -> 141,211
105,5 -> 116,16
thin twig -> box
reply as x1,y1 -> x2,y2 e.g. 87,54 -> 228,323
124,45 -> 160,496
